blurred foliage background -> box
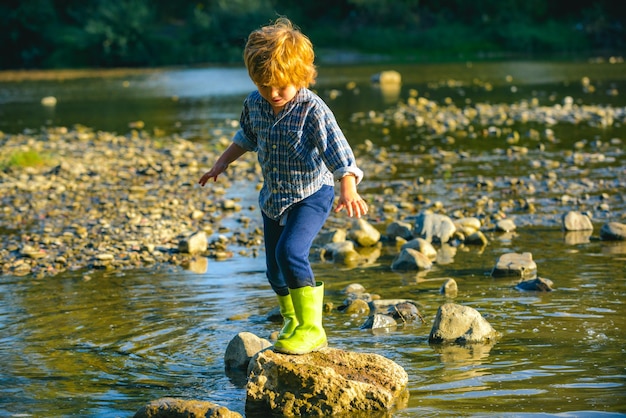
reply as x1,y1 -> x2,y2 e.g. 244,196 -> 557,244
1,0 -> 625,69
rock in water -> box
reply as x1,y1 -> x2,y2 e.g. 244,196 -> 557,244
562,211 -> 593,231
440,278 -> 458,297
413,212 -> 456,243
491,252 -> 537,278
246,347 -> 409,416
349,218 -> 381,247
429,303 -> 500,344
600,222 -> 626,241
516,277 -> 554,291
178,230 -> 207,254
360,313 -> 398,332
391,247 -> 433,270
133,397 -> 241,418
224,332 -> 272,371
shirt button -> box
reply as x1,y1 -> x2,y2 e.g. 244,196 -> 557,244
272,189 -> 278,194
272,144 -> 277,149
273,167 -> 277,172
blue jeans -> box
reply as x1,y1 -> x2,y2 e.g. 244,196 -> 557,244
263,185 -> 334,296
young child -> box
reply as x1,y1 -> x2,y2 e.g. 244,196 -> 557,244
198,17 -> 367,355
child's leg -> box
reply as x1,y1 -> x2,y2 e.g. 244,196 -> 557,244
272,186 -> 333,354
263,213 -> 298,339
262,213 -> 289,296
275,185 -> 335,289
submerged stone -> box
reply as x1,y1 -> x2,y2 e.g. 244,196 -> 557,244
516,277 -> 554,291
341,298 -> 371,315
387,302 -> 421,323
361,313 -> 398,331
133,397 -> 241,418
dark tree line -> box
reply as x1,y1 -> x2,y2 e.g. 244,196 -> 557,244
1,0 -> 624,69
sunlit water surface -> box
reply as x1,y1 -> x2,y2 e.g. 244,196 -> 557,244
0,61 -> 625,417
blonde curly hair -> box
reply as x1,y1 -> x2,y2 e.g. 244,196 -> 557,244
244,17 -> 317,89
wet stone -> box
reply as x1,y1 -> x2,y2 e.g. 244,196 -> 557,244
491,252 -> 537,278
495,218 -> 516,232
440,278 -> 458,297
429,303 -> 500,344
562,211 -> 593,231
413,212 -> 457,243
361,314 -> 398,331
133,398 -> 242,418
341,298 -> 370,315
391,247 -> 433,271
516,277 -> 554,291
387,302 -> 421,323
600,222 -> 626,241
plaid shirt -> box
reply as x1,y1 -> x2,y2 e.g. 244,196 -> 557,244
233,88 -> 363,220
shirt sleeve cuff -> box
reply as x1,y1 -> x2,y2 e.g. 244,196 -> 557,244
232,129 -> 257,152
333,166 -> 364,185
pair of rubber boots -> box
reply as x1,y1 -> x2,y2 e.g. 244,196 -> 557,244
274,281 -> 327,355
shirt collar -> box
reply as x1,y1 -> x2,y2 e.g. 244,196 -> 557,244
281,88 -> 312,114
254,88 -> 312,114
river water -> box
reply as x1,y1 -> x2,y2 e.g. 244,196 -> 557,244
0,61 -> 625,417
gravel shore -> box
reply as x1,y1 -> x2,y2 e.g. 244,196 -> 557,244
1,92 -> 625,278
0,126 -> 265,277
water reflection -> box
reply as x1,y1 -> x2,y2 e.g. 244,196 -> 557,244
182,256 -> 209,274
563,230 -> 593,245
431,342 -> 495,366
600,241 -> 626,255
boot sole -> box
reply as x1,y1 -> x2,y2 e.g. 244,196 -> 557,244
273,340 -> 328,355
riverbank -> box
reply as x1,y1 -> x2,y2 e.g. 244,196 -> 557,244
1,104 -> 624,279
0,67 -> 167,82
0,125 -> 264,278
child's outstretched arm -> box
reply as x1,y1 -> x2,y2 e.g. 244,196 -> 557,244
198,143 -> 247,186
334,174 -> 368,218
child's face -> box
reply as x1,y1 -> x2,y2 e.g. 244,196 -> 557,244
256,84 -> 298,114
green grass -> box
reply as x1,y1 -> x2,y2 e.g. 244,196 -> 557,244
0,149 -> 49,170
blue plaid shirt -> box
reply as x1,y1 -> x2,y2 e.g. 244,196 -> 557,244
233,88 -> 363,220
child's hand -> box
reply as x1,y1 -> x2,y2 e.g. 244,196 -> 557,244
199,143 -> 247,186
334,194 -> 368,218
334,174 -> 368,218
198,163 -> 227,186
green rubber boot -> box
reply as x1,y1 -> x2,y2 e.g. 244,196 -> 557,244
274,281 -> 327,355
276,293 -> 298,340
